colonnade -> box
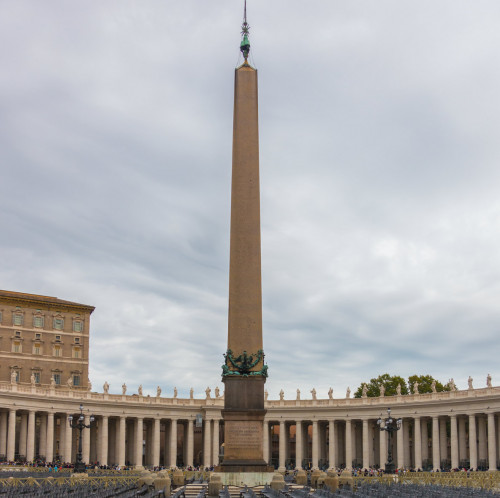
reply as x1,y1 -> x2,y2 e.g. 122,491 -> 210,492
0,408 -> 222,469
1,386 -> 500,471
265,412 -> 499,471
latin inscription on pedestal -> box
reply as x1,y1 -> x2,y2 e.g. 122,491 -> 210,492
224,420 -> 263,460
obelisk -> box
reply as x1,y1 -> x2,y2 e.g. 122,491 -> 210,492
221,2 -> 269,472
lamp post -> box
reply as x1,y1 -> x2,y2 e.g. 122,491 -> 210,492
377,408 -> 402,474
68,404 -> 95,473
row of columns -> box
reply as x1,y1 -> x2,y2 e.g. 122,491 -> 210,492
265,413 -> 499,471
0,410 -> 222,469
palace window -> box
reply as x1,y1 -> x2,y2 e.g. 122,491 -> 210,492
12,370 -> 20,382
73,347 -> 81,359
73,321 -> 83,332
35,333 -> 41,340
74,337 -> 80,344
12,341 -> 21,353
13,314 -> 23,326
53,318 -> 64,330
33,372 -> 40,384
15,331 -> 21,338
33,343 -> 41,355
55,335 -> 61,342
73,375 -> 80,387
53,373 -> 61,385
53,345 -> 61,357
33,316 -> 44,328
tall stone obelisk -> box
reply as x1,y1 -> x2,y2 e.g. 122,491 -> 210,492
221,3 -> 269,472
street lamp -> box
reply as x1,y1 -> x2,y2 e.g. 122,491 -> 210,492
377,408 -> 402,474
68,404 -> 95,473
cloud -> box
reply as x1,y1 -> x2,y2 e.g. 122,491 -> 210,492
1,0 -> 500,397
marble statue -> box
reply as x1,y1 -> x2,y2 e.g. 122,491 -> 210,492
361,384 -> 367,398
67,376 -> 73,388
205,386 -> 211,399
50,375 -> 56,387
215,386 -> 220,398
487,373 -> 492,388
174,387 -> 178,398
279,389 -> 284,401
30,373 -> 36,385
448,378 -> 457,391
379,384 -> 385,397
346,387 -> 351,398
265,390 -> 269,401
468,376 -> 473,389
122,383 -> 127,395
138,384 -> 143,396
190,387 -> 194,399
103,381 -> 109,394
413,381 -> 419,394
396,384 -> 401,395
431,380 -> 437,393
311,388 -> 317,400
11,371 -> 17,384
296,389 -> 300,400
328,387 -> 333,400
156,386 -> 161,397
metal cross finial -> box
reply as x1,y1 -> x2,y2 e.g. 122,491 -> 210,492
240,0 -> 251,61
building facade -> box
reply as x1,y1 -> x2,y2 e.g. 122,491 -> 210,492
0,290 -> 94,390
0,381 -> 498,471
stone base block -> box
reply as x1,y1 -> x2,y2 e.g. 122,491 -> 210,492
214,472 -> 275,487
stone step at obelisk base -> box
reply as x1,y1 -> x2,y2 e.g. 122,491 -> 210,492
217,1 -> 273,484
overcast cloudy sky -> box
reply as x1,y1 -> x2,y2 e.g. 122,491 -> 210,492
1,1 -> 500,398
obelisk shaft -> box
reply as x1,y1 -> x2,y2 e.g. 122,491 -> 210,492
228,65 -> 262,356
221,63 -> 268,472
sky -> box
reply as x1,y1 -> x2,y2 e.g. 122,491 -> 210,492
1,1 -> 500,399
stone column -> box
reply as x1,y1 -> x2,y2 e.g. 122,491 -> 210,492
440,418 -> 448,463
278,420 -> 286,471
212,418 -> 220,467
46,412 -> 54,463
19,413 -> 28,459
263,420 -> 270,464
478,416 -> 487,463
0,412 -> 7,459
459,417 -> 467,463
7,409 -> 16,462
345,420 -> 352,471
328,420 -> 336,470
82,415 -> 91,464
169,418 -> 178,468
203,418 -> 211,468
65,416 -> 72,463
39,415 -> 47,460
101,416 -> 109,466
26,411 -> 36,462
450,415 -> 458,470
186,419 -> 194,467
432,416 -> 440,471
413,416 -> 422,470
362,419 -> 369,470
118,416 -> 126,467
469,414 -> 477,470
312,420 -> 319,469
395,419 -> 404,469
379,427 -> 386,471
487,413 -> 496,471
135,418 -> 143,468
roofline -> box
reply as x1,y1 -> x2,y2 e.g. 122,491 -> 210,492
0,290 -> 95,313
